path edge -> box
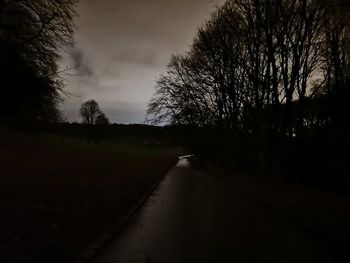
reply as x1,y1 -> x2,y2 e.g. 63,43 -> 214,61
74,169 -> 172,263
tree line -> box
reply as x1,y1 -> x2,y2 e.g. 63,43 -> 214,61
148,0 -> 349,135
148,0 -> 350,190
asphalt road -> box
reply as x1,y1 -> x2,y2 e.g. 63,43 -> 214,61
93,157 -> 329,263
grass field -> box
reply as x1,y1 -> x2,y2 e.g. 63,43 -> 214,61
0,129 -> 182,263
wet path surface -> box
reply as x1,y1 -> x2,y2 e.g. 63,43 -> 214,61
93,157 -> 328,263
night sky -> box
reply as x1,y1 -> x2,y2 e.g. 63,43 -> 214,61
61,0 -> 225,124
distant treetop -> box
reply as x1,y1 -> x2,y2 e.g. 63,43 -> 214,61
79,100 -> 110,125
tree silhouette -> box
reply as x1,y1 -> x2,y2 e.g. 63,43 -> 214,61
96,112 -> 110,126
148,0 -> 350,190
79,100 -> 110,126
79,100 -> 102,125
0,0 -> 78,125
148,0 -> 350,134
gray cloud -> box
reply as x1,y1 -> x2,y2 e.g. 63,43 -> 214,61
114,49 -> 158,67
63,100 -> 146,124
62,0 -> 225,123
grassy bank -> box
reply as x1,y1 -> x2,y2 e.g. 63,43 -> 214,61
191,159 -> 350,263
0,129 -> 182,263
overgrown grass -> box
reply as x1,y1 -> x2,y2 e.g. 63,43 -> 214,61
0,129 -> 183,263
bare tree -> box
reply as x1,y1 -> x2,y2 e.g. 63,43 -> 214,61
0,0 -> 78,124
79,100 -> 102,125
0,0 -> 78,76
148,0 -> 350,134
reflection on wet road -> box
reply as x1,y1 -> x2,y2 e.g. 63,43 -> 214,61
93,157 -> 328,263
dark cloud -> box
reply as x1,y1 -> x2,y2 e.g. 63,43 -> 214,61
69,48 -> 94,77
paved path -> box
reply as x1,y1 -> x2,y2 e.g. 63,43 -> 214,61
93,157 -> 328,263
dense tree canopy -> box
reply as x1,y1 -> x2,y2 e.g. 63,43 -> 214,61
0,0 -> 78,125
